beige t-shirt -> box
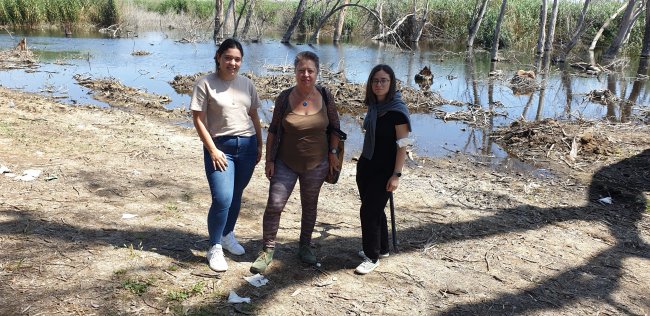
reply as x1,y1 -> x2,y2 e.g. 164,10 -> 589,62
190,73 -> 261,137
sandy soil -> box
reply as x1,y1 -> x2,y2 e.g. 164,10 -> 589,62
1,83 -> 649,316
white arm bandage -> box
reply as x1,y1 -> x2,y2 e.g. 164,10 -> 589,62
396,138 -> 414,148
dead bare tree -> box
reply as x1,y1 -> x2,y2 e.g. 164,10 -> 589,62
213,0 -> 224,44
602,0 -> 643,62
541,0 -> 559,73
555,0 -> 591,62
240,0 -> 256,39
490,0 -> 508,62
637,0 -> 650,76
310,0 -> 345,43
223,0 -> 236,37
309,1 -> 387,44
535,0 -> 548,57
409,0 -> 429,43
281,0 -> 308,43
589,3 -> 627,51
371,13 -> 414,48
333,0 -> 349,42
467,0 -> 490,50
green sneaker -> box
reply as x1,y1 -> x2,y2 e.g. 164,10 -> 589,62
250,247 -> 274,274
298,244 -> 317,264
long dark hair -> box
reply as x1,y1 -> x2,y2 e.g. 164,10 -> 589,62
364,64 -> 397,106
214,38 -> 244,70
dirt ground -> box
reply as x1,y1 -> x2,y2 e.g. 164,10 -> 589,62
1,77 -> 650,316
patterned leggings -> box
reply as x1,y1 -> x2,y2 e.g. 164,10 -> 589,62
262,158 -> 328,248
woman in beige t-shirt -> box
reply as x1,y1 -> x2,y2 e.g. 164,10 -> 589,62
190,38 -> 263,272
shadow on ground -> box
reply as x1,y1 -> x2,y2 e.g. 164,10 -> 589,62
1,150 -> 648,314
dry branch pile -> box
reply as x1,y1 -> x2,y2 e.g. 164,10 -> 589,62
168,72 -> 209,94
586,89 -> 616,105
169,70 -> 461,116
491,119 -> 620,170
434,103 -> 506,128
73,74 -> 174,113
0,49 -> 38,70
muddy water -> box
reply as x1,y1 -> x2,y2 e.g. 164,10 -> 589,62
1,31 -> 648,161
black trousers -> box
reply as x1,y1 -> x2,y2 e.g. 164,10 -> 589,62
356,158 -> 391,261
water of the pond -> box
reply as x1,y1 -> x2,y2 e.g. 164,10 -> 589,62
1,31 -> 648,165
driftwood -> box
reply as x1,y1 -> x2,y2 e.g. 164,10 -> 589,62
434,104 -> 506,128
0,48 -> 37,70
508,70 -> 538,95
586,89 -> 617,105
570,62 -> 606,75
491,119 -> 617,169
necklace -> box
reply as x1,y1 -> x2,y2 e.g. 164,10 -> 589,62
296,88 -> 315,107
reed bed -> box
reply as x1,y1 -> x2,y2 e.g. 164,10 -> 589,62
0,0 -> 118,26
0,0 -> 642,52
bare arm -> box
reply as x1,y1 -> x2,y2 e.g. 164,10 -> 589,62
386,123 -> 409,192
192,110 -> 228,171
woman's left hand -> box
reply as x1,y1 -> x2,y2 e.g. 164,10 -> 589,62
386,175 -> 399,192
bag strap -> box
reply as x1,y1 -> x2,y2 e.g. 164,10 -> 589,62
319,85 -> 347,141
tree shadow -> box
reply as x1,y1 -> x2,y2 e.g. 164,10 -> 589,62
1,150 -> 648,314
228,149 -> 650,314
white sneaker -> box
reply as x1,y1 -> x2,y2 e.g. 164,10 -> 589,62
222,231 -> 245,255
207,244 -> 228,272
355,259 -> 379,275
358,250 -> 389,259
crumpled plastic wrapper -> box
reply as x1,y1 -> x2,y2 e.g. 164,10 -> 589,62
244,273 -> 269,287
228,291 -> 251,303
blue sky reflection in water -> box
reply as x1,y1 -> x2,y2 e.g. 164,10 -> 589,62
0,32 -> 648,160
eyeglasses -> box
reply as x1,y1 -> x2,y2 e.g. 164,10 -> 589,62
372,79 -> 390,86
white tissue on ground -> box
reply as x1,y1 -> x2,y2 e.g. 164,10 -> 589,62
15,169 -> 42,181
227,291 -> 251,303
121,213 -> 138,219
244,273 -> 269,287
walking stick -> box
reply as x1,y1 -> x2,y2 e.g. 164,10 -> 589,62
389,192 -> 398,252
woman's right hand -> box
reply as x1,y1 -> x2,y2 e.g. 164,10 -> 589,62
265,162 -> 275,180
210,149 -> 228,171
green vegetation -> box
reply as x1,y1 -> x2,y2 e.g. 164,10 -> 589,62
139,0 -> 213,19
166,281 -> 204,302
0,0 -> 119,26
0,0 -> 645,52
122,277 -> 153,295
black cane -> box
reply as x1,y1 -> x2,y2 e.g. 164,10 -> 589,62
389,192 -> 398,252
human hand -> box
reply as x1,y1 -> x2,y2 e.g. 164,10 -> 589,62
386,175 -> 399,192
256,146 -> 263,164
210,150 -> 228,171
265,162 -> 275,180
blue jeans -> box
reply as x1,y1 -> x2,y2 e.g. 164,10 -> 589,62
204,135 -> 258,245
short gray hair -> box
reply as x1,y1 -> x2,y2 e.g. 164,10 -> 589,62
294,51 -> 320,73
